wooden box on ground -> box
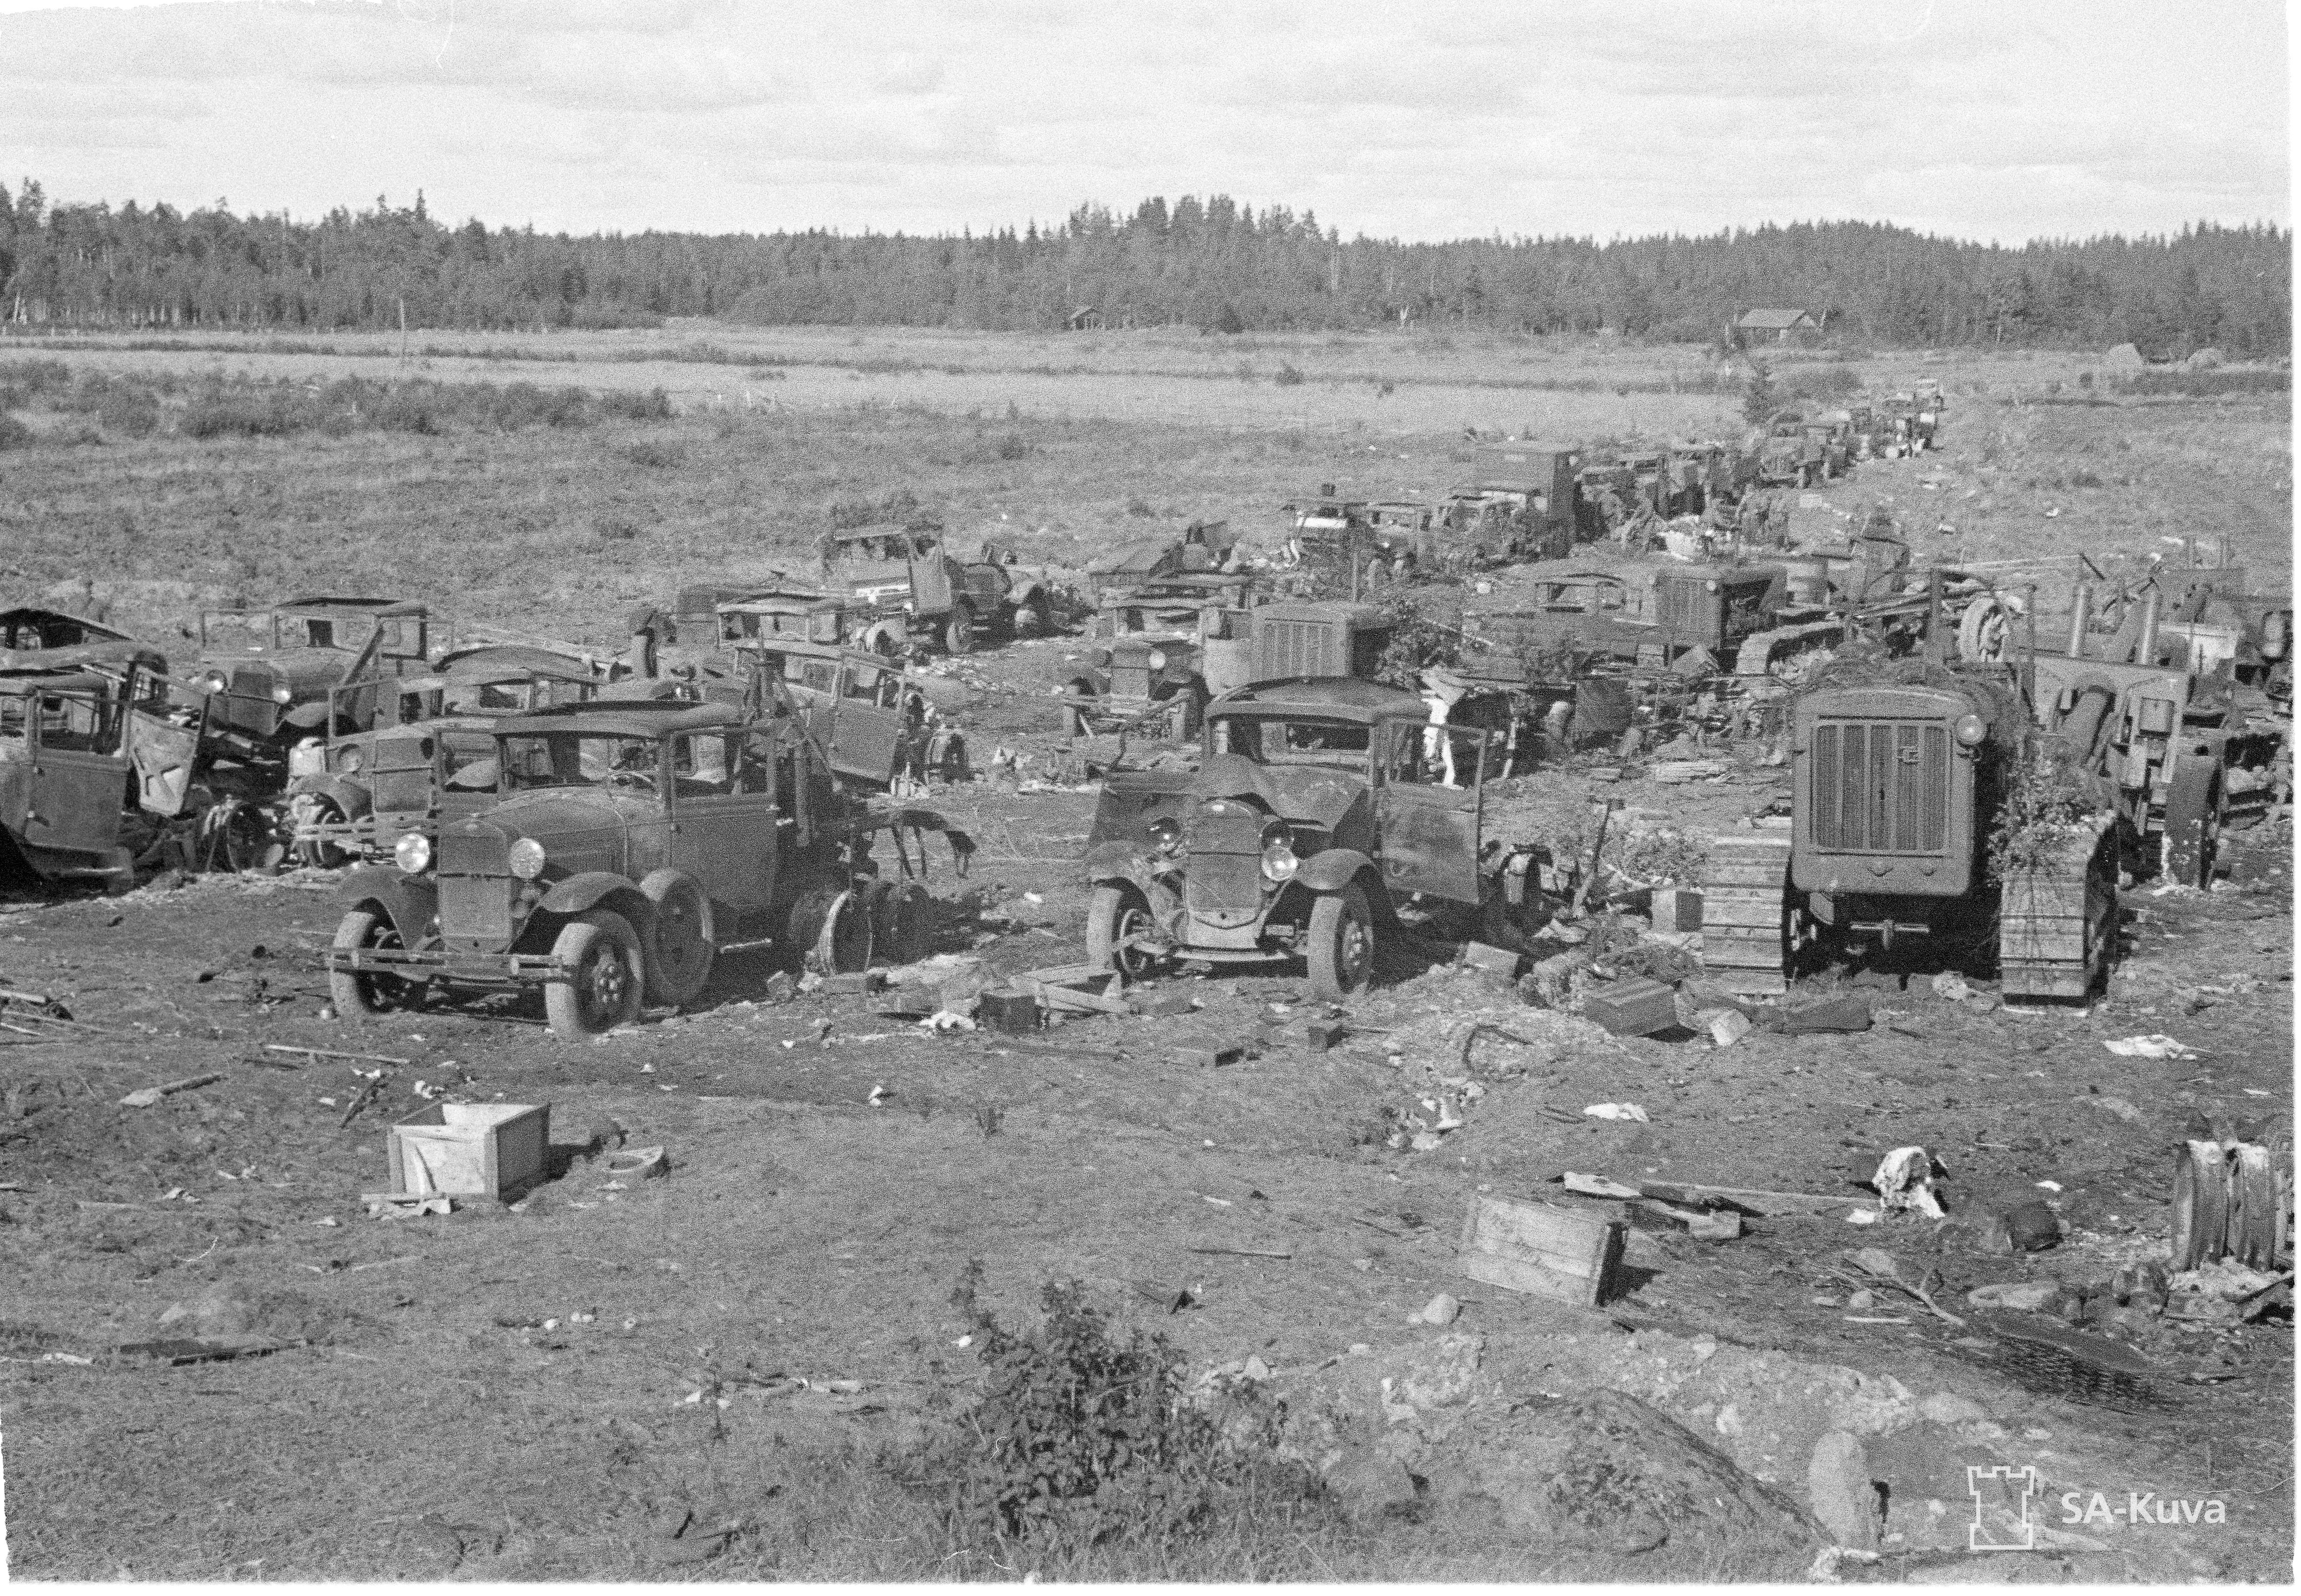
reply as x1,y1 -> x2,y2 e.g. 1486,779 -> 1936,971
1458,1194 -> 1626,1307
1583,977 -> 1680,1037
1999,822 -> 2115,1002
388,1103 -> 550,1203
1649,887 -> 1703,932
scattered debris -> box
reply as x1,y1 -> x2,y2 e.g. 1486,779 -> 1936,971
1413,1292 -> 1461,1326
1582,1103 -> 1649,1123
1583,977 -> 1679,1037
1872,1147 -> 1947,1219
2103,1034 -> 2200,1060
117,1073 -> 225,1109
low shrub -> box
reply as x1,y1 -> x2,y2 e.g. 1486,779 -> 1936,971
995,432 -> 1031,461
0,413 -> 34,450
602,386 -> 673,420
1274,363 -> 1306,387
621,440 -> 684,469
931,1264 -> 1313,1551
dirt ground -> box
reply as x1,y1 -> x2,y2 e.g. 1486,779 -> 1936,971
0,329 -> 2292,1580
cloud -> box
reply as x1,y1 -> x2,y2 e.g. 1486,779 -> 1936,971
0,0 -> 2281,241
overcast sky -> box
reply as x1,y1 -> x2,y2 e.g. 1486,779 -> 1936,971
0,0 -> 2286,244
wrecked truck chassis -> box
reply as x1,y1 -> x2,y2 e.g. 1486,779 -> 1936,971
1084,843 -> 1374,965
325,944 -> 572,987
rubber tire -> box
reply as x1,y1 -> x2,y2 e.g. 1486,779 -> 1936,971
640,873 -> 714,1008
943,606 -> 975,655
220,801 -> 283,874
788,884 -> 874,973
1306,882 -> 1376,1002
296,797 -> 353,869
2162,759 -> 2224,886
330,908 -> 418,1019
1085,883 -> 1159,984
545,911 -> 646,1040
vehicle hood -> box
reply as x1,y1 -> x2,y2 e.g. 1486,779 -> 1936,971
199,648 -> 351,691
470,789 -> 654,875
1193,751 -> 1368,832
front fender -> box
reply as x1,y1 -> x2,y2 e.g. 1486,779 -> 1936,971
539,871 -> 655,933
280,700 -> 333,732
338,868 -> 437,939
1085,840 -> 1155,885
288,774 -> 372,819
1295,848 -> 1376,895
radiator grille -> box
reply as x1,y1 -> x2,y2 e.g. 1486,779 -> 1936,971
1811,720 -> 1948,853
440,825 -> 509,878
1253,619 -> 1336,680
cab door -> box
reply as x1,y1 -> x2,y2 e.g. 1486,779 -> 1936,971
908,536 -> 956,614
25,685 -> 129,859
126,666 -> 203,817
1372,718 -> 1486,905
825,660 -> 904,786
667,729 -> 778,922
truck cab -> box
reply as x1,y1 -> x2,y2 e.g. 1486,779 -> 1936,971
194,596 -> 432,754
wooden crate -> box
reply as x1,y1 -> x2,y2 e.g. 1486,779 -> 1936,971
1703,830 -> 1792,995
1458,1195 -> 1626,1308
1583,977 -> 1680,1037
388,1102 -> 550,1204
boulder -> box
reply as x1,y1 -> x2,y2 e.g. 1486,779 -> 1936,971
1807,1430 -> 1881,1549
2102,342 -> 2145,370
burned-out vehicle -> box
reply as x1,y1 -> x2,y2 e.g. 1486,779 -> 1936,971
286,652 -> 609,866
1081,677 -> 1552,1000
1800,420 -> 1852,479
0,650 -> 197,894
716,589 -> 852,652
324,698 -> 946,1038
193,597 -> 433,762
1088,520 -> 1241,602
820,523 -> 1045,654
1364,502 -> 1439,582
1754,413 -> 1823,488
737,637 -> 970,789
0,608 -> 147,671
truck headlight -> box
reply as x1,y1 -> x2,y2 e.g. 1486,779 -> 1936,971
1953,713 -> 1987,747
1146,649 -> 1168,671
1148,817 -> 1183,857
508,837 -> 547,880
394,832 -> 432,874
1260,823 -> 1299,882
271,684 -> 295,705
201,671 -> 227,694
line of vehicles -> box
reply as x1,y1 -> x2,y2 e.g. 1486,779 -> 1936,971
0,383 -> 2282,1034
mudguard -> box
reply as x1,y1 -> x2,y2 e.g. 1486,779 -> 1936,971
539,871 -> 655,931
287,773 -> 374,820
337,867 -> 437,938
1295,848 -> 1376,895
1085,840 -> 1153,884
281,701 -> 332,731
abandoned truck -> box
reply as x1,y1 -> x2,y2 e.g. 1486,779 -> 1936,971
1081,677 -> 1552,1002
193,596 -> 435,763
0,651 -> 194,894
818,524 -> 1051,654
324,697 -> 942,1038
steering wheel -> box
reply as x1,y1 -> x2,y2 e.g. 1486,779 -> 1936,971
606,767 -> 656,793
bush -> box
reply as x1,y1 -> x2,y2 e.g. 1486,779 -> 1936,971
935,1264 -> 1307,1549
829,488 -> 923,530
602,385 -> 673,420
1125,497 -> 1156,517
1274,363 -> 1305,387
621,440 -> 684,469
594,515 -> 641,542
0,413 -> 33,450
996,432 -> 1030,461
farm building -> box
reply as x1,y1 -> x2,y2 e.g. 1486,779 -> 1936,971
1736,307 -> 1822,343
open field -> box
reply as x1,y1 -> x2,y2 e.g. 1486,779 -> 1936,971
0,327 -> 2292,1580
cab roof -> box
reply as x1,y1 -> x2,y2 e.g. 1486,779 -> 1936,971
275,596 -> 427,616
487,701 -> 750,740
1210,676 -> 1425,723
435,644 -> 603,682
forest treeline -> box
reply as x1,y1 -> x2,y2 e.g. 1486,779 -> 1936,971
0,182 -> 2287,358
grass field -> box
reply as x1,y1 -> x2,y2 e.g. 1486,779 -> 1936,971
0,326 -> 2291,1582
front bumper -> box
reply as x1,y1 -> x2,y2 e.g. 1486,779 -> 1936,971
324,945 -> 569,987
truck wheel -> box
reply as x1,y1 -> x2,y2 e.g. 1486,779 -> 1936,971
788,884 -> 873,972
1306,882 -> 1375,1002
2162,759 -> 2224,886
640,872 -> 714,1008
295,797 -> 353,869
545,912 -> 645,1039
943,607 -> 975,655
330,908 -> 419,1018
218,800 -> 284,874
1085,884 -> 1158,983
872,880 -> 934,967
